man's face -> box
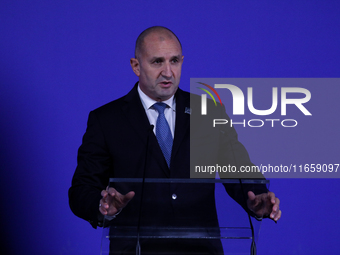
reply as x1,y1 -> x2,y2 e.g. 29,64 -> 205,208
130,32 -> 184,101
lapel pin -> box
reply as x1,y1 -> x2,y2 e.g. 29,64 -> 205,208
185,107 -> 191,114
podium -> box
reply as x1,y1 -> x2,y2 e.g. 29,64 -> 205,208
101,178 -> 269,255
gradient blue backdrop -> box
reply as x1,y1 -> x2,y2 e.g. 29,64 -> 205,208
1,1 -> 339,254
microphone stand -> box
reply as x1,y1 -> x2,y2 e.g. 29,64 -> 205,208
136,125 -> 154,255
228,138 -> 257,255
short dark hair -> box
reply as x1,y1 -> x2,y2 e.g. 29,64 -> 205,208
135,26 -> 182,58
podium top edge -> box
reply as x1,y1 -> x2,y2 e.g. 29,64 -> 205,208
109,178 -> 269,184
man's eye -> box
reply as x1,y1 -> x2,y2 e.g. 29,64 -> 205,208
171,58 -> 179,63
153,59 -> 162,64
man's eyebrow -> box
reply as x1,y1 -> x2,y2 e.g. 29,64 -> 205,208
150,56 -> 165,62
171,54 -> 182,59
149,54 -> 182,62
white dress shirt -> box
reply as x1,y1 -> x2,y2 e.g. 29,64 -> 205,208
137,85 -> 176,138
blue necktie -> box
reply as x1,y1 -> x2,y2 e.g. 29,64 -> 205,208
153,102 -> 173,167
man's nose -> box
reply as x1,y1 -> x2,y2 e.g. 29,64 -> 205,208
161,62 -> 172,78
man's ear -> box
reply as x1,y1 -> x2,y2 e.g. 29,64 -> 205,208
130,58 -> 140,76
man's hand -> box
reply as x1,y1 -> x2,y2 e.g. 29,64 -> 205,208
99,187 -> 135,216
247,191 -> 281,222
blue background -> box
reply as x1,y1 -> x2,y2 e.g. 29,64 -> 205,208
1,1 -> 339,254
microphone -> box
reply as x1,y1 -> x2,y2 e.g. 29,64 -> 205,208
136,125 -> 154,255
222,130 -> 257,255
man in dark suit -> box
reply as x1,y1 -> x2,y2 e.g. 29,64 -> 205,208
69,26 -> 281,254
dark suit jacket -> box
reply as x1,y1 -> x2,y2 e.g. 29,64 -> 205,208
68,83 -> 267,254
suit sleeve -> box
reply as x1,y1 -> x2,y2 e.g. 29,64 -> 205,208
68,110 -> 112,228
215,104 -> 269,216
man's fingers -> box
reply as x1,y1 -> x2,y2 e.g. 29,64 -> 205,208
107,187 -> 118,197
101,190 -> 108,197
247,191 -> 282,222
115,191 -> 135,206
275,197 -> 280,206
271,203 -> 278,213
271,209 -> 282,222
99,206 -> 105,215
267,191 -> 278,205
122,191 -> 135,204
100,187 -> 135,217
275,209 -> 282,221
247,191 -> 256,201
265,193 -> 281,222
107,188 -> 135,209
99,198 -> 108,215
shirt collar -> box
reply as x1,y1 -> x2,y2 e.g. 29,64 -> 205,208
137,84 -> 176,111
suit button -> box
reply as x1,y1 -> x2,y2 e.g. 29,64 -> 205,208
172,194 -> 177,200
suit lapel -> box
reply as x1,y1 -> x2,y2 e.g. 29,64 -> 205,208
171,89 -> 190,168
121,83 -> 170,176
121,83 -> 150,144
